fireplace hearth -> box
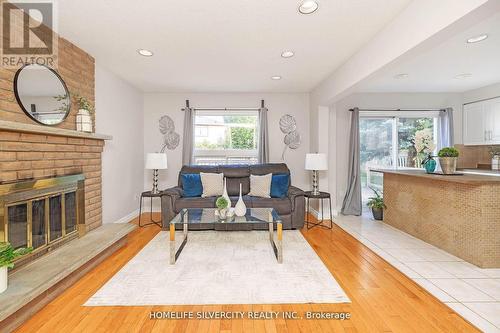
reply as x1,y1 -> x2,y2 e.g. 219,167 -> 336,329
0,174 -> 85,267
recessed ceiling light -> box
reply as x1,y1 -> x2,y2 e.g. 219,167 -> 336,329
298,1 -> 318,14
455,73 -> 472,79
281,51 -> 295,58
271,76 -> 282,80
394,73 -> 409,79
467,34 -> 488,43
137,49 -> 153,57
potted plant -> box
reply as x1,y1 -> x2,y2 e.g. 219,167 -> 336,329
215,196 -> 229,220
0,242 -> 32,293
438,147 -> 459,174
367,188 -> 386,221
74,94 -> 94,132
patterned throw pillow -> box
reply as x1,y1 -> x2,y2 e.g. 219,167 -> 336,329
248,173 -> 272,198
200,172 -> 224,197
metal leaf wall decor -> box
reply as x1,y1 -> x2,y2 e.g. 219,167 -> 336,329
159,115 -> 180,150
279,114 -> 301,160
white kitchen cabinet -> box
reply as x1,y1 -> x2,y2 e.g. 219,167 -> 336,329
463,97 -> 500,145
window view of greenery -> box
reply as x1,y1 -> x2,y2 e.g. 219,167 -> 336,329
360,117 -> 436,203
194,115 -> 258,150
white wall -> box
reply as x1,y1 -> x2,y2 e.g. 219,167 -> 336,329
96,64 -> 144,224
143,93 -> 311,209
329,92 -> 462,212
463,82 -> 500,103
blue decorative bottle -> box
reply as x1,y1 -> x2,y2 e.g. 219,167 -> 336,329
423,155 -> 436,173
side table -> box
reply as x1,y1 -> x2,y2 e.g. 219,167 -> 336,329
139,191 -> 162,227
304,191 -> 333,230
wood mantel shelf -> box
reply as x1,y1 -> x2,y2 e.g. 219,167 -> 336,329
0,120 -> 112,140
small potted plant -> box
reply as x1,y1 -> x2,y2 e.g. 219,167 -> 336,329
215,196 -> 229,220
438,147 -> 459,174
74,94 -> 94,132
0,242 -> 32,293
367,188 -> 386,221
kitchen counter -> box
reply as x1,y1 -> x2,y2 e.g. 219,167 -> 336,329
377,168 -> 500,268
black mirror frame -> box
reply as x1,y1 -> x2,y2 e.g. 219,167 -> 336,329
13,64 -> 72,126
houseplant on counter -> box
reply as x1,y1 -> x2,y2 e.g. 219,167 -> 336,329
438,147 -> 459,174
0,242 -> 32,293
367,188 -> 386,221
74,94 -> 94,132
215,196 -> 229,220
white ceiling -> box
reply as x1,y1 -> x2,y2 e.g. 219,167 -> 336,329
57,0 -> 411,93
356,11 -> 500,93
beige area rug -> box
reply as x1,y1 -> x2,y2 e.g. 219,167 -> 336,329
85,231 -> 350,305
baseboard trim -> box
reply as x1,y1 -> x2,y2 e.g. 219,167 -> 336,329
113,209 -> 140,224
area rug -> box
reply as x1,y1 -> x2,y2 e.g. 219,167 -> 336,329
85,231 -> 350,305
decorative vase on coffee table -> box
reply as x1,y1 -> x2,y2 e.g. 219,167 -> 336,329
222,178 -> 231,209
234,183 -> 246,217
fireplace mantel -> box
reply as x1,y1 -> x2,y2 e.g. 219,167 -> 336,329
0,120 -> 112,140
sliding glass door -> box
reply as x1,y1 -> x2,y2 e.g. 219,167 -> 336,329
360,113 -> 438,204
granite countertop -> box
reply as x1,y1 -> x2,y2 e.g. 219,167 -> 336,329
371,168 -> 500,184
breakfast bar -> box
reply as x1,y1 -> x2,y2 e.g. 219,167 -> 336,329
376,169 -> 500,268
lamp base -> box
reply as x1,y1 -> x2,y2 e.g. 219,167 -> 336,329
311,170 -> 320,195
151,169 -> 160,194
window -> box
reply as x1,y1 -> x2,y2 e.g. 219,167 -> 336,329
359,111 -> 439,203
193,111 -> 259,165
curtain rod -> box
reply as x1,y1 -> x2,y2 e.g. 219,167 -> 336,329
349,108 -> 445,112
182,99 -> 265,111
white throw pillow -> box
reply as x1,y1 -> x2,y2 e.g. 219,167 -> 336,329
248,173 -> 272,198
200,172 -> 224,197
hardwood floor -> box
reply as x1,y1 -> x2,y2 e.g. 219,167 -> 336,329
15,214 -> 479,333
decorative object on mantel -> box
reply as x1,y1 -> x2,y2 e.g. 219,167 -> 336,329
159,115 -> 180,150
145,153 -> 168,194
367,188 -> 386,221
438,147 -> 459,174
234,184 -> 247,217
422,154 -> 437,173
305,153 -> 327,195
13,64 -> 71,126
0,242 -> 32,293
279,114 -> 301,159
74,94 -> 95,132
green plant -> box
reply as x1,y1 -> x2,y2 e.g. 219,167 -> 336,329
216,196 -> 228,210
366,188 -> 386,209
73,94 -> 94,114
438,147 -> 459,158
0,242 -> 32,269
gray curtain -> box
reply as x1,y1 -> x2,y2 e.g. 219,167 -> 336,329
258,107 -> 269,163
341,107 -> 362,216
438,108 -> 454,149
182,107 -> 194,165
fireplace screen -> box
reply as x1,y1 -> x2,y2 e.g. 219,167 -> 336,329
1,174 -> 85,259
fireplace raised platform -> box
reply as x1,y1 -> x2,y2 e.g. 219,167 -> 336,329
0,223 -> 137,332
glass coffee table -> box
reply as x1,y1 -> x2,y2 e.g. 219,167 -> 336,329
169,208 -> 283,264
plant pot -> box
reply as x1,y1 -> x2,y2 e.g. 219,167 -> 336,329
439,157 -> 457,174
0,266 -> 7,294
217,208 -> 228,220
371,207 -> 383,221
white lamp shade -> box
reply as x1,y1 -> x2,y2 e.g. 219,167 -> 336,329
305,153 -> 327,170
145,153 -> 168,169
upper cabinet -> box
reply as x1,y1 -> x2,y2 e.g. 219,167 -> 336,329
463,97 -> 500,145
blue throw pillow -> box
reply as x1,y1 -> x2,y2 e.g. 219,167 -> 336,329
271,173 -> 290,198
181,173 -> 202,197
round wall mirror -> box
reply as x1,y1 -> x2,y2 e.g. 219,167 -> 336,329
14,64 -> 71,126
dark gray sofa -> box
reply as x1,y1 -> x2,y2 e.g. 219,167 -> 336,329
161,163 -> 305,230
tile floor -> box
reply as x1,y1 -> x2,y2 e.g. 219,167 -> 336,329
333,213 -> 500,333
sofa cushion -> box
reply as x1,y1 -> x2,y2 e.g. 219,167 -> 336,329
174,197 -> 216,212
248,174 -> 272,198
200,172 -> 224,197
250,197 -> 292,215
226,177 -> 250,196
180,173 -> 202,197
250,163 -> 290,176
271,173 -> 290,198
229,195 -> 252,207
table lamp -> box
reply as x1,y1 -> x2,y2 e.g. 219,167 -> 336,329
145,153 -> 168,194
305,153 -> 327,195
